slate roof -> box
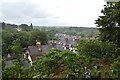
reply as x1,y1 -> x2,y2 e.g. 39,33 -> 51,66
5,58 -> 31,68
28,46 -> 45,61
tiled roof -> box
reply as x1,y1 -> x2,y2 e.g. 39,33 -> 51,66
28,46 -> 44,61
28,34 -> 78,61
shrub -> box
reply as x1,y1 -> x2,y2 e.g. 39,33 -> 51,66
77,39 -> 120,59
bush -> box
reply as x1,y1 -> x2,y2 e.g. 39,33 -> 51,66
32,49 -> 80,78
77,39 -> 120,59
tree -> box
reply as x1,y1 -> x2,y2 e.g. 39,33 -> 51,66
15,31 -> 31,47
77,39 -> 120,59
19,24 -> 32,31
2,27 -> 31,55
2,53 -> 33,78
9,39 -> 22,54
32,49 -> 81,78
47,30 -> 58,40
95,2 -> 120,46
2,27 -> 18,55
30,23 -> 33,30
30,30 -> 48,45
2,22 -> 5,29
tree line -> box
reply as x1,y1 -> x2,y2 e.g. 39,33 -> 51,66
2,23 -> 48,56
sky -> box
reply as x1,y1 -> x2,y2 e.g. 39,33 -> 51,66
0,0 -> 106,27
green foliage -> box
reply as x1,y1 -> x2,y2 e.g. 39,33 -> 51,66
77,39 -> 120,59
15,31 -> 31,47
30,30 -> 48,45
9,39 -> 22,54
2,65 -> 21,78
32,49 -> 120,78
32,49 -> 80,78
2,27 -> 48,55
95,2 -> 120,28
2,64 -> 33,78
2,22 -> 119,78
34,27 -> 98,38
2,27 -> 18,55
2,48 -> 120,78
98,27 -> 120,47
95,2 -> 120,46
2,53 -> 33,78
2,55 -> 22,78
9,46 -> 21,54
47,30 -> 58,40
19,24 -> 32,31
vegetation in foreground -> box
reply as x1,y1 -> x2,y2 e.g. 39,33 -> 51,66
2,39 -> 120,78
2,1 -> 120,79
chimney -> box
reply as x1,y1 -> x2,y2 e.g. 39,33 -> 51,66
36,42 -> 42,52
38,48 -> 42,52
64,37 -> 68,42
36,42 -> 41,47
51,40 -> 56,47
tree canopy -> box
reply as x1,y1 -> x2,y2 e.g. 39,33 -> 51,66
95,2 -> 120,46
2,25 -> 48,56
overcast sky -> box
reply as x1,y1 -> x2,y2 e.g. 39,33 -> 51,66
0,0 -> 106,27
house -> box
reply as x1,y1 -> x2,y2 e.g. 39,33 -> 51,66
5,53 -> 31,68
24,34 -> 79,65
24,41 -> 59,64
24,42 -> 45,65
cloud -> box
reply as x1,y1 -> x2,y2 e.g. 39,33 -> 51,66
0,0 -> 53,23
0,0 -> 106,27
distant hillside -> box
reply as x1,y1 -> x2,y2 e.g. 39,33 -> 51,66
1,22 -> 33,31
34,26 -> 99,38
1,22 -> 99,38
